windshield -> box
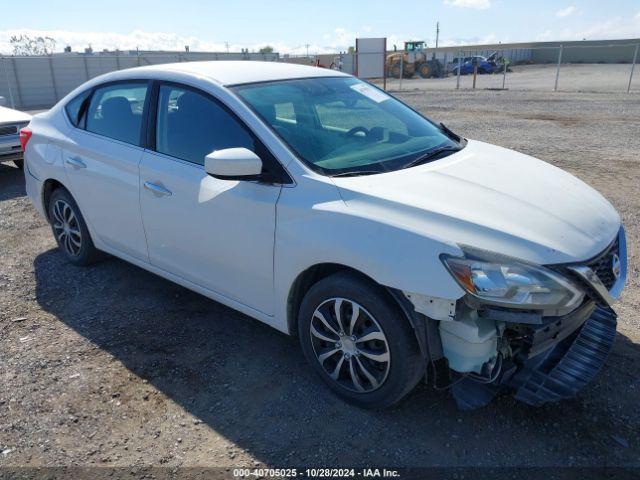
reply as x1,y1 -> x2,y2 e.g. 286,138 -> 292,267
232,77 -> 462,176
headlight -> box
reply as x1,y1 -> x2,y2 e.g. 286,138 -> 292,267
441,248 -> 584,312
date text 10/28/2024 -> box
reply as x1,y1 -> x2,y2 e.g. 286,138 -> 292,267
233,468 -> 401,478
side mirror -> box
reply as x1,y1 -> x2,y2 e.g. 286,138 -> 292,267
204,147 -> 263,180
0,96 -> 7,107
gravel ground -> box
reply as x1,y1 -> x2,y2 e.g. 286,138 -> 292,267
1,89 -> 639,470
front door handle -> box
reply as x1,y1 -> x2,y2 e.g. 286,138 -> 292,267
66,156 -> 86,169
143,181 -> 172,197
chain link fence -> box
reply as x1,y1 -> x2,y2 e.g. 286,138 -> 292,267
381,42 -> 640,94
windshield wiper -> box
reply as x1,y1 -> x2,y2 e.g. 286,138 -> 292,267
402,146 -> 462,170
330,170 -> 383,178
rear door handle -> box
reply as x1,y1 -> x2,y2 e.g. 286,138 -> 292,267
143,181 -> 172,197
66,156 -> 86,169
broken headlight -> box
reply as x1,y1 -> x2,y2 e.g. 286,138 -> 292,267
441,248 -> 584,312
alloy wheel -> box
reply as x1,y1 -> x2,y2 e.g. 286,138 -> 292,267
309,298 -> 391,393
52,199 -> 82,257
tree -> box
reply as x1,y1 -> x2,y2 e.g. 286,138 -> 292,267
259,45 -> 274,54
10,35 -> 57,55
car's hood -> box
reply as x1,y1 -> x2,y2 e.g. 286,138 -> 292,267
331,140 -> 620,265
0,105 -> 31,124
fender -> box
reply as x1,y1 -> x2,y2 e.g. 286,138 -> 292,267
272,175 -> 466,333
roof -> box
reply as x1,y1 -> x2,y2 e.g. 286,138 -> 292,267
128,61 -> 350,86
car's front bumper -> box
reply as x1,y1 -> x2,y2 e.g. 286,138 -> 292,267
509,303 -> 616,406
449,226 -> 626,409
451,300 -> 617,409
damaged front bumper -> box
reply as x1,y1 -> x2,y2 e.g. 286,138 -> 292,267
451,301 -> 617,409
510,304 -> 616,406
420,226 -> 626,410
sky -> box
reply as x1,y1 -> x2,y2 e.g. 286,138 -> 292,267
0,0 -> 639,55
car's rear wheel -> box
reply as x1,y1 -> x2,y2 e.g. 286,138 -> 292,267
13,159 -> 23,170
298,272 -> 425,408
48,188 -> 102,266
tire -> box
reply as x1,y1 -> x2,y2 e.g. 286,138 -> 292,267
389,62 -> 401,78
417,62 -> 431,79
13,159 -> 24,170
298,272 -> 425,409
48,188 -> 102,266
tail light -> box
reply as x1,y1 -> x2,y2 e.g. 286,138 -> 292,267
19,127 -> 32,151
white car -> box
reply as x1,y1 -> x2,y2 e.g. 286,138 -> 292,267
0,97 -> 31,169
23,61 -> 626,409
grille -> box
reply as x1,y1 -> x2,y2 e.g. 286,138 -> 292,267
586,236 -> 619,290
0,125 -> 18,136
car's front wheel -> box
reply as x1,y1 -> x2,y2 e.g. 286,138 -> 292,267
298,272 -> 425,408
48,188 -> 102,266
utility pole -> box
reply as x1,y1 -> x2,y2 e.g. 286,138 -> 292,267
225,42 -> 230,53
435,21 -> 440,49
305,43 -> 310,58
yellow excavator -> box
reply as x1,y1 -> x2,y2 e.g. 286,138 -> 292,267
386,41 -> 444,79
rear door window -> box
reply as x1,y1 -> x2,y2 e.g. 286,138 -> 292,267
85,82 -> 149,146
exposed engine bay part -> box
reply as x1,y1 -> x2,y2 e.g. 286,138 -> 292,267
449,302 -> 617,410
403,291 -> 456,321
397,284 -> 616,410
439,310 -> 499,374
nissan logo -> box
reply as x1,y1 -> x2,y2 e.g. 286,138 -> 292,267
611,253 -> 622,280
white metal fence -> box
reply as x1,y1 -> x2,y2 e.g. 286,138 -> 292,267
0,51 -> 279,109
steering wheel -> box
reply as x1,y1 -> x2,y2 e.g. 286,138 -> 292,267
345,126 -> 369,137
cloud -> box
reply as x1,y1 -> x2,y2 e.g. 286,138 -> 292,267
1,27 -> 403,56
322,27 -> 360,50
443,0 -> 491,10
0,26 -> 495,57
536,30 -> 553,41
0,29 -> 227,54
541,14 -> 640,41
556,6 -> 577,17
0,28 -> 343,56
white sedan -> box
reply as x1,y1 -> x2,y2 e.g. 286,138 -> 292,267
0,97 -> 31,169
23,61 -> 626,409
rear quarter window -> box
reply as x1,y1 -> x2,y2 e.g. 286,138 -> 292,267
65,90 -> 91,127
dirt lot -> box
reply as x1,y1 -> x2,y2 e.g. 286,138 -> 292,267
1,89 -> 639,470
